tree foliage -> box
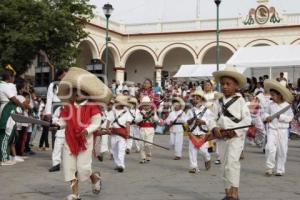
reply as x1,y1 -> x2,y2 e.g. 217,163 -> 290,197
0,0 -> 95,74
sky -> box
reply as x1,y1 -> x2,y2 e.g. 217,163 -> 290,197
89,0 -> 300,23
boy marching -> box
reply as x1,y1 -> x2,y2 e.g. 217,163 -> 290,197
127,97 -> 141,153
165,97 -> 187,160
54,67 -> 112,200
187,91 -> 215,173
106,95 -> 132,172
263,79 -> 294,176
211,66 -> 252,200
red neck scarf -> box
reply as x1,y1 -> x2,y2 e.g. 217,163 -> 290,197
60,101 -> 101,155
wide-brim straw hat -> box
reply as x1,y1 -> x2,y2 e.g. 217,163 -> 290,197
214,92 -> 223,100
191,90 -> 207,101
128,97 -> 138,105
264,79 -> 294,103
212,65 -> 246,88
114,95 -> 131,107
139,96 -> 153,108
172,97 -> 185,110
57,67 -> 112,104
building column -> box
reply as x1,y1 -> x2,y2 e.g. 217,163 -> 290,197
115,67 -> 125,83
155,66 -> 163,86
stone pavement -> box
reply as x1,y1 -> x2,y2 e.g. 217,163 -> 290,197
0,135 -> 300,200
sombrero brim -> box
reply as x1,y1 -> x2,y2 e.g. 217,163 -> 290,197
172,97 -> 185,109
115,100 -> 131,107
264,79 -> 294,103
57,67 -> 112,104
191,92 -> 207,101
213,71 -> 246,88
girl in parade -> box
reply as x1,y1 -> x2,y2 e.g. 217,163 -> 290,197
137,96 -> 159,164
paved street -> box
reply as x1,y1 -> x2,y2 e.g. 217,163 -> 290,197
0,135 -> 300,200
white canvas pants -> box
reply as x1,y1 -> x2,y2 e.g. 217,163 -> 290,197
218,135 -> 245,189
265,128 -> 288,174
189,140 -> 211,169
63,135 -> 93,182
52,136 -> 64,166
126,125 -> 140,151
139,127 -> 154,160
170,131 -> 183,157
111,135 -> 126,168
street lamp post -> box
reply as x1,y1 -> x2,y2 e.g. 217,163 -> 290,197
214,0 -> 221,90
102,3 -> 114,82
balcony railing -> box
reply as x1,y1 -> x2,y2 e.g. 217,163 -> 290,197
89,13 -> 300,34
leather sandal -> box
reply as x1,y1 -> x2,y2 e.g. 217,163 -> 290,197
91,172 -> 102,194
64,194 -> 81,200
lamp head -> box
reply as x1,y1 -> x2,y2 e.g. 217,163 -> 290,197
103,3 -> 113,18
214,0 -> 221,6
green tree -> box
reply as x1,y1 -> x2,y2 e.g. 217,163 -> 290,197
0,0 -> 95,75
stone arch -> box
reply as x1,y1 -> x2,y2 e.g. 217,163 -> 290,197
158,43 -> 197,66
198,41 -> 236,64
76,38 -> 100,68
291,38 -> 300,44
124,49 -> 156,84
100,42 -> 121,66
121,45 -> 158,66
244,39 -> 278,47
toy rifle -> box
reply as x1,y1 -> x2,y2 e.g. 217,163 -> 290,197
263,105 -> 291,123
11,114 -> 170,151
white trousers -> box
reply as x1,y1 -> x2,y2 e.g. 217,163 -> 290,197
111,135 -> 126,168
265,128 -> 288,174
52,136 -> 65,166
63,135 -> 93,182
126,125 -> 140,151
219,135 -> 245,189
170,131 -> 183,157
189,140 -> 211,169
215,139 -> 221,160
139,127 -> 154,160
100,134 -> 111,154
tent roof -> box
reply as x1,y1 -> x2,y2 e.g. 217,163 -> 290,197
173,64 -> 225,78
227,45 -> 300,68
173,64 -> 246,78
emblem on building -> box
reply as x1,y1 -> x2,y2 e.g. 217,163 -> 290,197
243,4 -> 281,25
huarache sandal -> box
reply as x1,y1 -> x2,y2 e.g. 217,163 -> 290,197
64,194 -> 81,200
91,172 -> 102,194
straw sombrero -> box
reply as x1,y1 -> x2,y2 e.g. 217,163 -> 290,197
139,96 -> 153,108
57,67 -> 112,104
128,97 -> 138,105
172,97 -> 185,110
212,65 -> 246,88
114,95 -> 130,107
264,79 -> 294,103
191,90 -> 207,101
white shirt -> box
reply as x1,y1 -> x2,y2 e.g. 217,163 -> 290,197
204,91 -> 217,108
166,110 -> 187,133
44,82 -> 61,115
107,109 -> 132,128
128,108 -> 142,125
212,94 -> 252,137
187,105 -> 215,136
0,81 -> 17,102
263,101 -> 294,130
52,106 -> 65,138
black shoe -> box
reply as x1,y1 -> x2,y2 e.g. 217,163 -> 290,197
97,155 -> 103,162
126,149 -> 130,155
49,164 -> 60,172
117,167 -> 124,173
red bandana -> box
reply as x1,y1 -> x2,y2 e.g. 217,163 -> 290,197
60,101 -> 101,155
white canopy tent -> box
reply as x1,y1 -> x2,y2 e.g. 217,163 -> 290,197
173,64 -> 245,79
226,45 -> 300,82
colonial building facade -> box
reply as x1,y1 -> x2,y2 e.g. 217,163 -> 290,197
31,0 -> 300,89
